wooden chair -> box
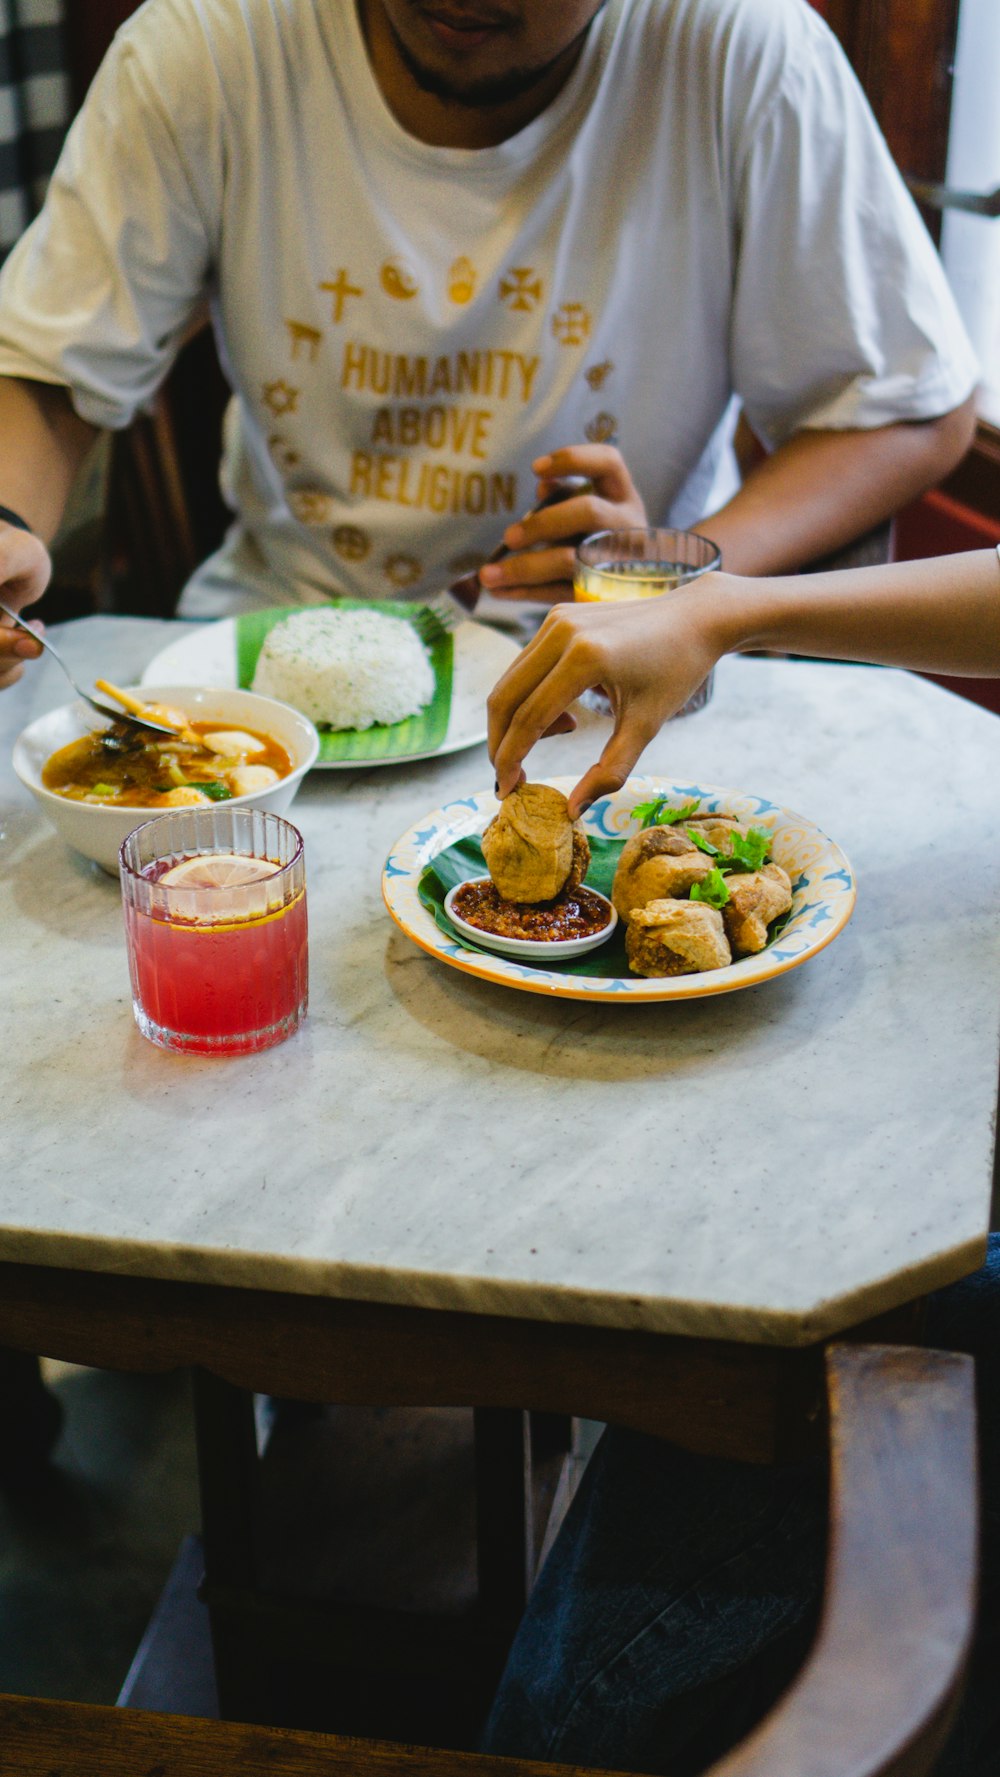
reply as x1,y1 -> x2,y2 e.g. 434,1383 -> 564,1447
0,1342 -> 977,1777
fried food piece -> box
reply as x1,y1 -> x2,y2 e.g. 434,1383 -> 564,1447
612,826 -> 714,922
625,898 -> 732,977
722,863 -> 793,957
682,813 -> 753,854
567,825 -> 590,890
482,782 -> 590,903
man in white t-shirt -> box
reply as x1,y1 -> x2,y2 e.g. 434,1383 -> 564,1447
0,0 -> 979,685
0,1 -> 987,1758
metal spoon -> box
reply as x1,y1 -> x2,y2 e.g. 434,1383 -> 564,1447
0,599 -> 182,739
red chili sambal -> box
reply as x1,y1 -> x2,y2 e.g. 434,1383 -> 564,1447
452,879 -> 611,942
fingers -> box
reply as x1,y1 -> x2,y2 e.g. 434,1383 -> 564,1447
0,612 -> 43,686
489,631 -> 602,797
533,445 -> 641,504
565,704 -> 664,819
479,444 -> 646,603
0,528 -> 52,690
480,540 -> 576,601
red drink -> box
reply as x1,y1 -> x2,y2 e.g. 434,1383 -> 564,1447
120,811 -> 308,1055
123,882 -> 308,1054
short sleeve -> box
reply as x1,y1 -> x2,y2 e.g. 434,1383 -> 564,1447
0,4 -> 221,429
727,5 -> 979,448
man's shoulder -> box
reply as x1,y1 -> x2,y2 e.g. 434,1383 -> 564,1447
114,0 -> 327,60
622,0 -> 826,62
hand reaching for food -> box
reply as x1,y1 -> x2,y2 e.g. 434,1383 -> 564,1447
0,523 -> 51,690
478,443 -> 647,605
488,584 -> 722,817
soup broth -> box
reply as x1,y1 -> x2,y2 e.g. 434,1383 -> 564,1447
42,719 -> 292,807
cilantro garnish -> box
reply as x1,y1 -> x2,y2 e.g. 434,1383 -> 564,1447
684,826 -> 720,857
632,796 -> 701,829
725,827 -> 772,873
685,822 -> 772,874
690,868 -> 731,909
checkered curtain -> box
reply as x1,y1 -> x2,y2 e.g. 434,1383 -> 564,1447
0,0 -> 70,259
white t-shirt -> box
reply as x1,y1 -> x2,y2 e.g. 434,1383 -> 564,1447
0,0 -> 979,614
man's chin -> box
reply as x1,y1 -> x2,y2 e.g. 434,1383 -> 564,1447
389,19 -> 562,110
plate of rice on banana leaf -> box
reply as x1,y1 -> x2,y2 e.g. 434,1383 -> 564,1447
141,601 -> 520,768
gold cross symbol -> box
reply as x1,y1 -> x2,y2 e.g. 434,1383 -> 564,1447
319,270 -> 364,322
499,267 -> 542,312
552,301 -> 592,347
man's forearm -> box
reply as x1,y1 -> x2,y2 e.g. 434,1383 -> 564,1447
0,376 -> 99,542
700,397 -> 978,576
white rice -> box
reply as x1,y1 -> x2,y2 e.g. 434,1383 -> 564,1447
251,608 -> 435,730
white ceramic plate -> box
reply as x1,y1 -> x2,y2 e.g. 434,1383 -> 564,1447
443,877 -> 617,960
141,614 -> 520,769
382,777 -> 857,1002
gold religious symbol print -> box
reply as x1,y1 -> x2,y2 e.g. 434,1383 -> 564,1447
380,259 -> 419,300
332,525 -> 372,563
383,552 -> 422,588
552,302 -> 591,347
585,360 -> 614,389
499,267 -> 543,312
448,258 -> 477,304
263,379 -> 300,417
287,490 -> 335,525
268,433 -> 301,470
285,319 -> 323,362
319,269 -> 364,322
586,412 -> 618,443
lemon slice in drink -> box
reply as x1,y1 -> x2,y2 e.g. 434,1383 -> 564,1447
160,853 -> 282,889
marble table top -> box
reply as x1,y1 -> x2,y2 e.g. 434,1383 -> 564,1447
2,615 -> 999,1346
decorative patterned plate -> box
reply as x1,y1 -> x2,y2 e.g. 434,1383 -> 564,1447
141,611 -> 519,769
382,777 -> 857,1002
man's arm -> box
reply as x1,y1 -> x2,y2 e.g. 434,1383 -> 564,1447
700,399 -> 979,574
0,376 -> 98,688
476,401 -> 978,600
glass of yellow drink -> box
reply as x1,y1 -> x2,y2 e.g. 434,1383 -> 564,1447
574,526 -> 721,714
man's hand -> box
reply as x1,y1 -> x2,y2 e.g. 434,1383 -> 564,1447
0,525 -> 51,689
488,586 -> 725,817
479,444 -> 647,604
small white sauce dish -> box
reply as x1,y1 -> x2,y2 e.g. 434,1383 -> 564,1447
444,876 -> 617,961
12,684 -> 320,874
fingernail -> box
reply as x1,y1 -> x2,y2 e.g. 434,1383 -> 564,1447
532,455 -> 552,473
479,564 -> 501,585
504,524 -> 525,548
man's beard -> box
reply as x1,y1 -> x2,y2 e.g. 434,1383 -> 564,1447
386,10 -> 596,110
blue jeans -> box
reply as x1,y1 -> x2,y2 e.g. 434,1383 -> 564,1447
481,1235 -> 1000,1774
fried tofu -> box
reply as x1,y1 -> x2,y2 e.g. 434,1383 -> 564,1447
612,826 -> 715,922
482,783 -> 591,904
722,863 -> 793,956
625,898 -> 732,977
